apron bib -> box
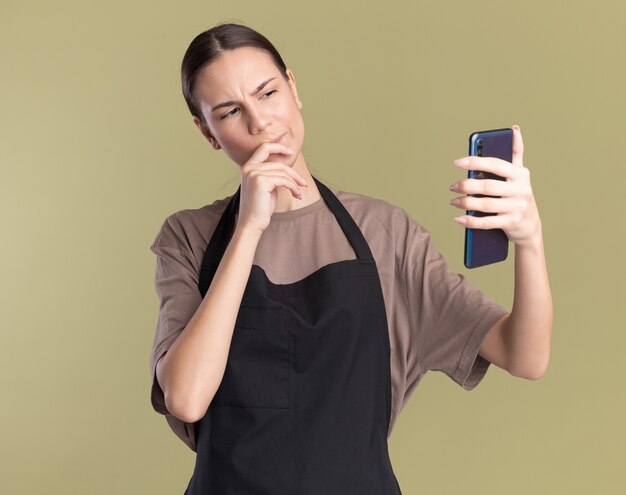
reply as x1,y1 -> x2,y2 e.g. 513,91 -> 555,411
184,176 -> 403,495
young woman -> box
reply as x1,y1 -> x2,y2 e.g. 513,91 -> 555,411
148,22 -> 552,494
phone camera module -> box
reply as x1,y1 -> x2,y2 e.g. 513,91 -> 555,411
476,138 -> 484,157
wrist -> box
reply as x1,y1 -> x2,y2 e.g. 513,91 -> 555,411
233,223 -> 264,245
514,222 -> 544,254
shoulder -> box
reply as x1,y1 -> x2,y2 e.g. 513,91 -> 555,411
329,185 -> 436,271
150,193 -> 234,253
332,185 -> 427,239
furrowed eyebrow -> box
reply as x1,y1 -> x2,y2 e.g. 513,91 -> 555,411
211,77 -> 277,113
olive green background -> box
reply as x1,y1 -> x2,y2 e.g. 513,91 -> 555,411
1,0 -> 624,493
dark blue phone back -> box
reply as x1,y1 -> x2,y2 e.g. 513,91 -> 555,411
464,128 -> 512,268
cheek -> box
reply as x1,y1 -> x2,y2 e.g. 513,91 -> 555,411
294,112 -> 305,143
219,129 -> 247,150
285,104 -> 304,134
216,133 -> 251,165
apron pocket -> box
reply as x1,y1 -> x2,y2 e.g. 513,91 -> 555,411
212,306 -> 289,409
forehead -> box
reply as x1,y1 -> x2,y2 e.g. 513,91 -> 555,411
194,47 -> 280,104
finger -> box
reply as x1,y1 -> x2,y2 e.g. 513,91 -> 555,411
450,178 -> 523,197
453,213 -> 512,230
453,156 -> 519,179
249,170 -> 302,199
248,142 -> 296,164
263,174 -> 302,199
511,124 -> 524,167
256,175 -> 304,199
247,162 -> 308,186
450,195 -> 526,214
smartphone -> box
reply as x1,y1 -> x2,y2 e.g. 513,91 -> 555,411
463,128 -> 512,269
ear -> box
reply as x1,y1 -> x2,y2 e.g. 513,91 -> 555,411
285,68 -> 303,110
193,115 -> 221,150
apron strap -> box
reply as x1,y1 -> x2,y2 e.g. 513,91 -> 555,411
198,175 -> 374,296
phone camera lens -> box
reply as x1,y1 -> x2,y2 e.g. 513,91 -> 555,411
477,139 -> 484,156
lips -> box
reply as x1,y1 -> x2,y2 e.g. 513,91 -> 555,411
270,133 -> 285,144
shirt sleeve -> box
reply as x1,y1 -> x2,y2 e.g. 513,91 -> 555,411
148,213 -> 203,452
402,220 -> 509,390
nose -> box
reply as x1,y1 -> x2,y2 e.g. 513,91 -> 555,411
247,105 -> 271,134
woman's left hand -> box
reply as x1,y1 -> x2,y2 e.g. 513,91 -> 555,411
449,125 -> 542,248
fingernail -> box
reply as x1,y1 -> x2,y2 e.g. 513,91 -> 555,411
450,183 -> 459,192
449,198 -> 461,206
454,158 -> 470,167
454,216 -> 467,225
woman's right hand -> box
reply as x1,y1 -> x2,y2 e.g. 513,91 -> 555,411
236,142 -> 308,234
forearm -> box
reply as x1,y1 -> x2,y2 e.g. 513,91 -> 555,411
158,224 -> 263,422
502,225 -> 553,379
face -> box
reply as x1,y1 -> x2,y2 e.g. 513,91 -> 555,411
193,46 -> 305,168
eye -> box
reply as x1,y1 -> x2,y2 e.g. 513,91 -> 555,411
220,91 -> 277,120
221,108 -> 239,120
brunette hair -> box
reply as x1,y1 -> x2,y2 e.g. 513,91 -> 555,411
181,22 -> 289,126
